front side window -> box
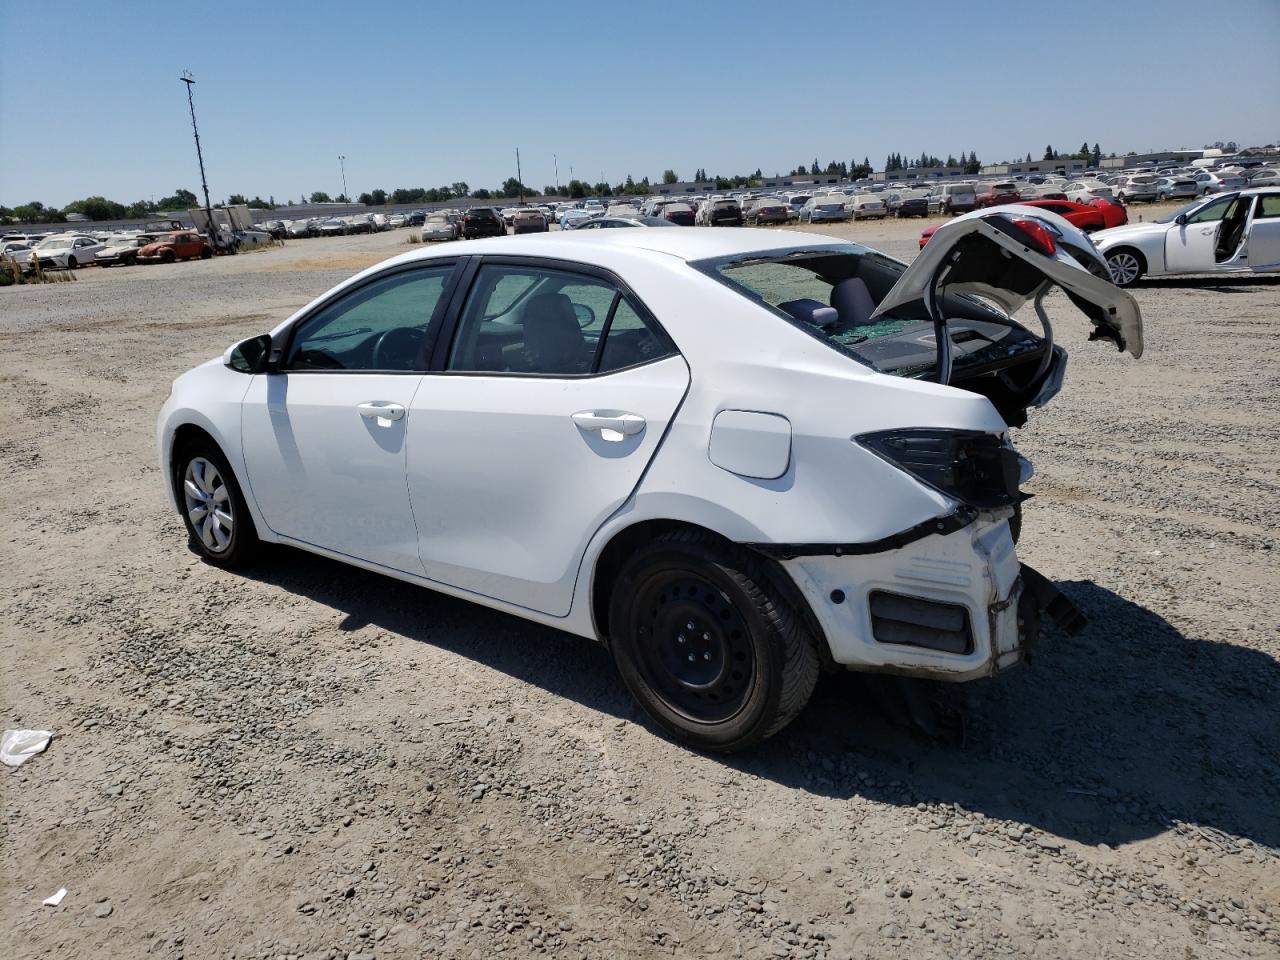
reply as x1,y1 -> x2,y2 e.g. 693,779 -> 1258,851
446,263 -> 674,376
286,265 -> 453,372
1186,196 -> 1233,224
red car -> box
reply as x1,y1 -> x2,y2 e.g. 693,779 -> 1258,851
975,182 -> 1021,208
137,231 -> 213,264
920,198 -> 1128,248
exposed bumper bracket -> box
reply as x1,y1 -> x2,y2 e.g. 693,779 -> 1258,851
1019,563 -> 1087,634
747,505 -> 980,561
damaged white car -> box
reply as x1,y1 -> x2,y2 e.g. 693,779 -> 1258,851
158,212 -> 1141,751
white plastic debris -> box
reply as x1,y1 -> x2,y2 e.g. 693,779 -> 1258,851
42,888 -> 67,907
1,729 -> 53,767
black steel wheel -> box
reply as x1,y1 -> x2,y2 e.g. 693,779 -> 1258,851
608,530 -> 819,752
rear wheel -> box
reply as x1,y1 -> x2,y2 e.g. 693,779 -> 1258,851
608,531 -> 819,752
175,440 -> 259,568
1105,248 -> 1145,287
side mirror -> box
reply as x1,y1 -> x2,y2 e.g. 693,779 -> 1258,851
1175,213 -> 1188,225
224,333 -> 273,374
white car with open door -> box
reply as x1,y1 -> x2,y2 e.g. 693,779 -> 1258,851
159,215 -> 1141,751
1093,188 -> 1280,287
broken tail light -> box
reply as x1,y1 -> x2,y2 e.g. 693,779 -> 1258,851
856,429 -> 1021,509
1008,217 -> 1057,256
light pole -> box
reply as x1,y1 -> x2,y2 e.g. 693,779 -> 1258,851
554,153 -> 559,194
180,71 -> 217,250
338,155 -> 348,202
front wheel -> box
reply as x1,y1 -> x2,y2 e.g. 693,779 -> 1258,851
608,531 -> 819,752
1105,248 -> 1145,287
67,256 -> 77,269
175,441 -> 259,568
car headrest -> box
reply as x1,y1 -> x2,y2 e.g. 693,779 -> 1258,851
521,293 -> 587,372
777,298 -> 839,329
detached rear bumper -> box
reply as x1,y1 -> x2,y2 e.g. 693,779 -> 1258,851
776,514 -> 1035,681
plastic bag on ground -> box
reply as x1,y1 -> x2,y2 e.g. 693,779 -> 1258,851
1,729 -> 53,767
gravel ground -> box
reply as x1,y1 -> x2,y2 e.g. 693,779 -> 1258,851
3,213 -> 1278,960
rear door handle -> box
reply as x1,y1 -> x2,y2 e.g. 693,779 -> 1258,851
572,410 -> 645,440
357,401 -> 405,423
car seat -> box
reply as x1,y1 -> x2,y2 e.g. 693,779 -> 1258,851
829,277 -> 876,327
777,298 -> 839,328
502,293 -> 589,373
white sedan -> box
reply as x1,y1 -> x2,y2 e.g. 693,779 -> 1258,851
1094,188 -> 1280,286
158,214 -> 1140,750
27,233 -> 105,269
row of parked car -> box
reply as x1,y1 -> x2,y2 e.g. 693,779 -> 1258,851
0,229 -> 238,270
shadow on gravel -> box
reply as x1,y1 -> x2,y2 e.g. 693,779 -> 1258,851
244,552 -> 1279,850
1139,275 -> 1280,289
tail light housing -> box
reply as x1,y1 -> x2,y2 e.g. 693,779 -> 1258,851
1008,217 -> 1057,256
856,429 -> 1021,509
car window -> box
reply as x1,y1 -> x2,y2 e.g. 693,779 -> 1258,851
597,298 -> 675,373
1186,197 -> 1233,224
1257,195 -> 1280,218
446,263 -> 673,376
286,265 -> 453,372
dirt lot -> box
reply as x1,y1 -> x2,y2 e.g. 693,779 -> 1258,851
3,212 -> 1278,960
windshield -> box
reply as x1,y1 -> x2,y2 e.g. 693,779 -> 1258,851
692,244 -> 1022,376
38,237 -> 72,249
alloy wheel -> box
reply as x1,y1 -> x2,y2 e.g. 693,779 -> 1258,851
1107,251 -> 1141,286
183,457 -> 234,553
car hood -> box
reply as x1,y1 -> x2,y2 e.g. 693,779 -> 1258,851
872,205 -> 1143,358
1091,221 -> 1165,246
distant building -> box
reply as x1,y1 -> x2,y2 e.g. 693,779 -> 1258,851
981,159 -> 1091,176
876,165 -> 971,183
650,180 -> 718,195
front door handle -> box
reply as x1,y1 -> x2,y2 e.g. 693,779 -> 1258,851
357,401 -> 405,424
572,410 -> 645,441
1200,228 -> 1215,236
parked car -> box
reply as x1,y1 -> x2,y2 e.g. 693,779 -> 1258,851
783,194 -> 812,220
1110,175 -> 1159,204
697,198 -> 744,227
387,214 -> 408,229
560,208 -> 598,230
1063,180 -> 1114,204
1194,172 -> 1249,196
500,207 -> 521,226
137,231 -> 213,263
799,197 -> 849,223
94,234 -> 155,267
462,207 -> 507,239
927,183 -> 977,215
661,203 -> 696,226
287,219 -> 320,238
746,200 -> 789,225
1010,199 -> 1110,232
896,194 -> 926,218
1086,197 -> 1129,229
975,182 -> 1021,208
512,208 -> 549,234
159,211 -> 1140,750
317,219 -> 349,237
1156,177 -> 1200,202
407,210 -> 427,226
258,220 -> 287,240
422,214 -> 459,241
1,240 -> 32,257
571,216 -> 676,229
1095,188 -> 1280,287
25,234 -> 105,269
847,194 -> 887,220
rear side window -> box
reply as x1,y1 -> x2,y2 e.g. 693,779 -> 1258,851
1257,195 -> 1280,218
446,263 -> 676,376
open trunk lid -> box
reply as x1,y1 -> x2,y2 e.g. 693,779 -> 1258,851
872,206 -> 1143,358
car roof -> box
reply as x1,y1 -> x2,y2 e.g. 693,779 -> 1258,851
390,226 -> 843,267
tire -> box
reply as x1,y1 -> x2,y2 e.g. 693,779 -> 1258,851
67,256 -> 77,269
607,530 -> 819,752
174,439 -> 260,568
200,247 -> 212,260
161,250 -> 176,264
1105,248 -> 1146,287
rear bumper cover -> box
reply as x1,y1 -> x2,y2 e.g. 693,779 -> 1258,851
778,514 -> 1040,681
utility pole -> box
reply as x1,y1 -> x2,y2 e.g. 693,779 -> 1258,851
516,147 -> 524,205
554,153 -> 559,194
180,71 -> 217,251
338,155 -> 348,202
